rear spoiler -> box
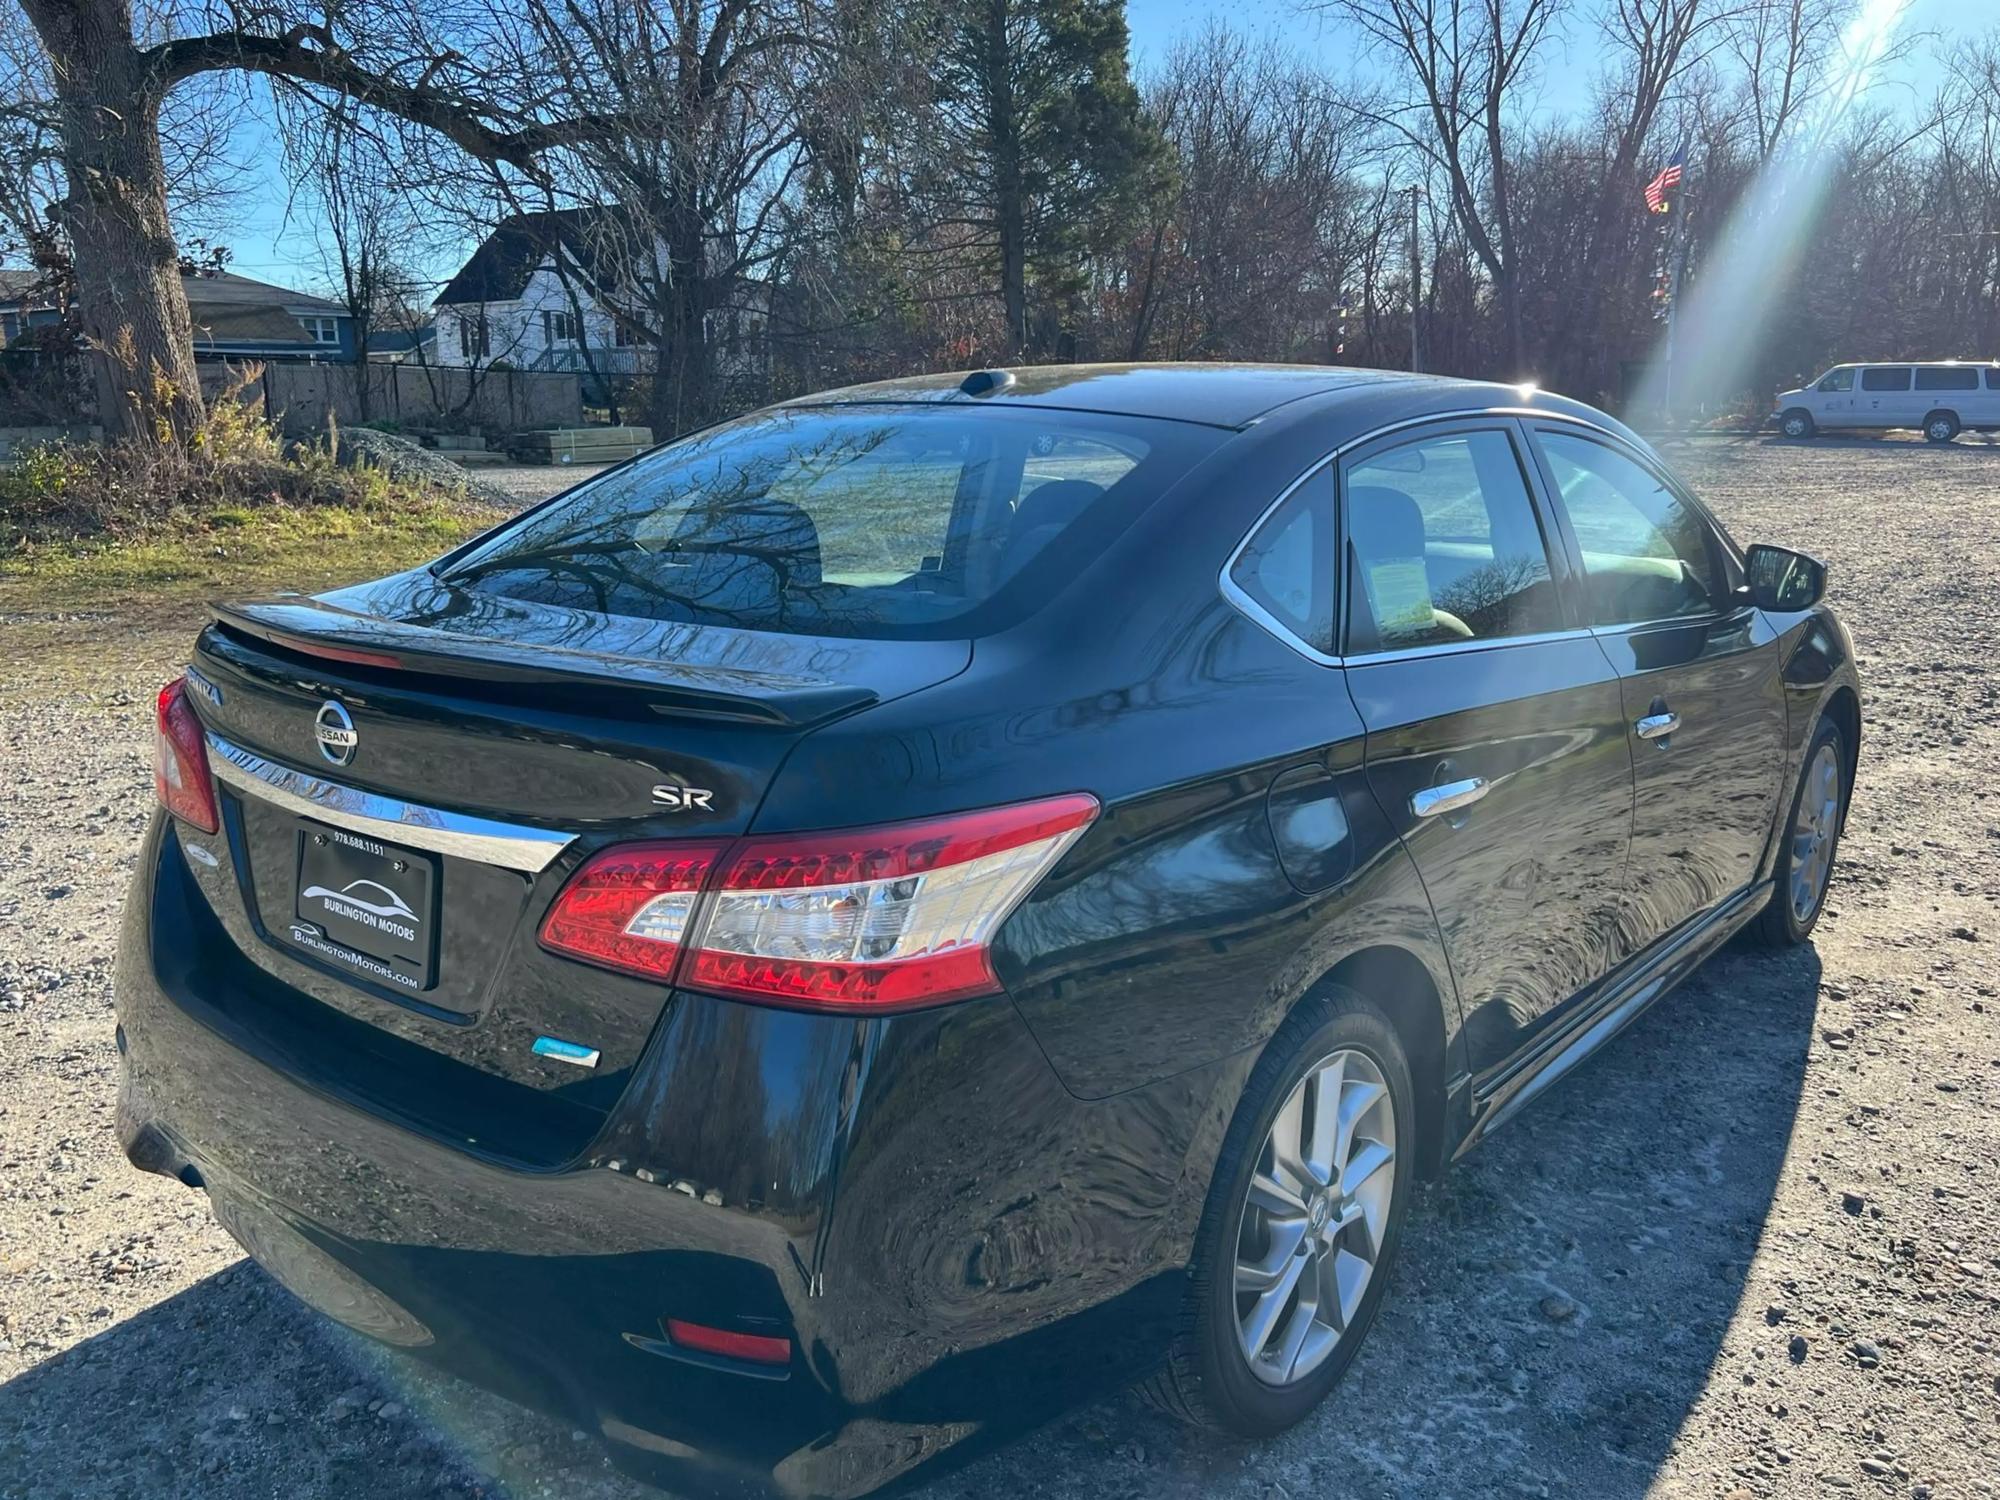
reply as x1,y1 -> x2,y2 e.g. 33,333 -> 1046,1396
210,597 -> 878,729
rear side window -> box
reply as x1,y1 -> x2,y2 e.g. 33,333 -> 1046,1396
1342,429 -> 1560,653
1816,368 -> 1853,392
1914,366 -> 1978,391
1861,367 -> 1911,391
1537,432 -> 1719,625
1986,368 -> 2000,390
1227,469 -> 1336,655
441,406 -> 1219,639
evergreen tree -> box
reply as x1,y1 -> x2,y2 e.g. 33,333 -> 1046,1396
928,0 -> 1169,359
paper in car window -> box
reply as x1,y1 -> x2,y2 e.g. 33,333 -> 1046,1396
1366,559 -> 1434,636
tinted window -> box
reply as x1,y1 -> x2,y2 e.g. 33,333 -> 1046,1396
1343,430 -> 1559,652
1538,432 -> 1719,624
1816,368 -> 1853,392
1861,366 -> 1911,391
1986,368 -> 2000,390
1229,470 -> 1336,655
1914,366 -> 1978,391
442,407 -> 1218,639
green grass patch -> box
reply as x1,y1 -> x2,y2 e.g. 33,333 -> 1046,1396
0,493 -> 503,614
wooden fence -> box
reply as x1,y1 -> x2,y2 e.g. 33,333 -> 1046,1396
199,359 -> 584,438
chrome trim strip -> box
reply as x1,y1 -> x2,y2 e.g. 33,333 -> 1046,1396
1344,626 -> 1596,667
205,733 -> 575,873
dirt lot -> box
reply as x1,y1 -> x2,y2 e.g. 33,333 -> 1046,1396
1,435 -> 1995,1499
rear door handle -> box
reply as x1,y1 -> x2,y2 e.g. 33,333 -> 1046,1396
1635,711 -> 1681,741
1411,777 -> 1489,819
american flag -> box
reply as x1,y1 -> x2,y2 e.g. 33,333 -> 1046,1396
1645,145 -> 1686,214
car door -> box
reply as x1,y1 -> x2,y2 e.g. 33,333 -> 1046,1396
1812,366 -> 1855,427
1340,422 -> 1634,1073
1526,424 -> 1786,954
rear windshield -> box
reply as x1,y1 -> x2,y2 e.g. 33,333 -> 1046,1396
441,404 -> 1220,639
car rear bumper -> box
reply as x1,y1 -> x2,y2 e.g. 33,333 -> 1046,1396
115,816 -> 1239,1497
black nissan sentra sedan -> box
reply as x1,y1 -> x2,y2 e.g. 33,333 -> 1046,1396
119,364 -> 1858,1496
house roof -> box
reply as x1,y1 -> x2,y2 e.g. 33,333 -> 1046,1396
434,207 -> 647,307
189,306 -> 319,346
181,270 -> 345,315
0,268 -> 52,303
0,266 -> 344,316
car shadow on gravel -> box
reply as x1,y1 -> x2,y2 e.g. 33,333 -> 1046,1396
0,942 -> 1823,1500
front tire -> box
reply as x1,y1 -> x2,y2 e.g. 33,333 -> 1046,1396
1145,990 -> 1414,1436
1779,409 -> 1815,439
1924,410 -> 1960,443
1752,717 -> 1847,946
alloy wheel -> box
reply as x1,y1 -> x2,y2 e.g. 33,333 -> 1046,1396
1789,742 -> 1842,923
1232,1047 -> 1396,1387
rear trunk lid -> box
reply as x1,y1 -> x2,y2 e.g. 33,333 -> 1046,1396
180,570 -> 968,1163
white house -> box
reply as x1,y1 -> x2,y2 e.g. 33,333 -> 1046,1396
431,209 -> 654,376
431,208 -> 773,393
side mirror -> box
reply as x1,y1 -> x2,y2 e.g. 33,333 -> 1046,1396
1745,543 -> 1827,611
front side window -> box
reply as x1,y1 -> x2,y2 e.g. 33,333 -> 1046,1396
1228,469 -> 1335,655
441,406 -> 1220,639
1861,366 -> 1911,391
1816,368 -> 1853,392
1537,431 -> 1719,625
1342,429 -> 1559,653
1914,366 -> 1978,391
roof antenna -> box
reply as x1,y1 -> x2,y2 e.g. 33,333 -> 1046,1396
959,369 -> 1016,397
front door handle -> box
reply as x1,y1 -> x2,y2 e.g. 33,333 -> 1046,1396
1635,711 -> 1681,741
1411,776 -> 1489,819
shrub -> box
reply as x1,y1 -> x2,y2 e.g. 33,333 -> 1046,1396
0,367 -> 477,548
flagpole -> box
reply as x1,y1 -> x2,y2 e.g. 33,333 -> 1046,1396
1662,157 -> 1694,428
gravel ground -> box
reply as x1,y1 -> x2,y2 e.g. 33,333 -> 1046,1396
1,434 -> 1995,1499
472,461 -> 610,503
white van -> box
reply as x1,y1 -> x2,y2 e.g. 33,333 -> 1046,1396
1772,362 -> 2000,442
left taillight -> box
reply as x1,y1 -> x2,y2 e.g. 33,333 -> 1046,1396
536,793 -> 1099,1013
153,678 -> 219,835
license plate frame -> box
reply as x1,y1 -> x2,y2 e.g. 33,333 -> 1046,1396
288,819 -> 438,993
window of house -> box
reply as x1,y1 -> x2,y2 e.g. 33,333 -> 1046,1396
1914,365 -> 1978,391
300,316 -> 340,345
613,319 -> 640,347
458,314 -> 489,360
1815,368 -> 1853,392
1860,366 -> 1911,391
543,309 -> 579,344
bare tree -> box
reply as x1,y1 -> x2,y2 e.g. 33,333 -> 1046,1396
11,0 -> 661,443
1315,0 -> 1567,374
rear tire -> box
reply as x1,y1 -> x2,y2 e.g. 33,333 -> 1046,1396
1924,410 -> 1960,443
1779,409 -> 1815,439
1144,988 -> 1414,1436
1751,717 -> 1847,947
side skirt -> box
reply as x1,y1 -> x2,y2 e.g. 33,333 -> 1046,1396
1453,879 -> 1773,1157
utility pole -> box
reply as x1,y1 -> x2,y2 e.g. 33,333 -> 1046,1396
1406,185 -> 1424,373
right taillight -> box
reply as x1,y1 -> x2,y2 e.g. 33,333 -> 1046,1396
536,793 -> 1098,1012
153,678 -> 220,834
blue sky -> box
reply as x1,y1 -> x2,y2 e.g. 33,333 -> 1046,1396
219,0 -> 1976,297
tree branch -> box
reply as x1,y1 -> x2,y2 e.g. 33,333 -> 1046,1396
145,31 -> 645,170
